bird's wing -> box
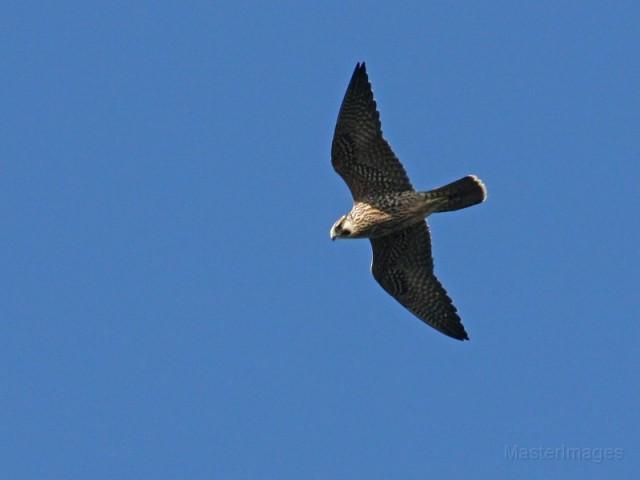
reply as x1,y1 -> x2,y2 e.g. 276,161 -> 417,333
370,222 -> 469,340
332,62 -> 413,200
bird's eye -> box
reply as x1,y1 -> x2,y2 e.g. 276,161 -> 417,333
342,229 -> 351,236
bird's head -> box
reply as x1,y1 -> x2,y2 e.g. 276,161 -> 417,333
330,215 -> 355,241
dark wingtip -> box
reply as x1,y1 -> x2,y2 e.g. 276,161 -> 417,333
450,330 -> 470,341
347,62 -> 370,92
445,323 -> 470,341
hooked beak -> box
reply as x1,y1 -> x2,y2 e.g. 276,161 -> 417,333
330,227 -> 337,241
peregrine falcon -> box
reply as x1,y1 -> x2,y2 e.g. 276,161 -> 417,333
330,62 -> 487,340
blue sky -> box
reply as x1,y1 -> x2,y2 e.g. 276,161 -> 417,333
1,1 -> 638,478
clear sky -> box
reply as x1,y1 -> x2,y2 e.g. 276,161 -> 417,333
1,1 -> 638,479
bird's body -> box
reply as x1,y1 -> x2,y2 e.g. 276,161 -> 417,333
330,63 -> 487,340
336,191 -> 447,239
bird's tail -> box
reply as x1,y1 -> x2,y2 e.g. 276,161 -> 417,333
422,175 -> 487,213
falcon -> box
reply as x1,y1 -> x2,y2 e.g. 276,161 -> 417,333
330,62 -> 487,340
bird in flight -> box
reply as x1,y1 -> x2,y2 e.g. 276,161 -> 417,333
330,62 -> 487,340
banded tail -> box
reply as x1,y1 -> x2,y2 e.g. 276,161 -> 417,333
423,175 -> 487,213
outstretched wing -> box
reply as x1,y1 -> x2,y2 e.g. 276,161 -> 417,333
370,222 -> 469,340
331,62 -> 413,200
